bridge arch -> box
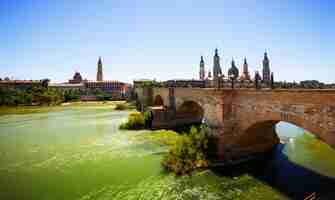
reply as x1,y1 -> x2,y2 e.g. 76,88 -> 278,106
175,95 -> 223,127
233,116 -> 324,156
176,100 -> 204,125
153,95 -> 164,106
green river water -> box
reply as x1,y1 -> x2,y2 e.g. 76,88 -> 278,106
0,105 -> 334,200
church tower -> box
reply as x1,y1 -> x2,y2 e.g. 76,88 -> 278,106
97,57 -> 103,81
213,48 -> 222,80
228,58 -> 239,79
199,56 -> 205,80
262,52 -> 270,84
242,58 -> 251,80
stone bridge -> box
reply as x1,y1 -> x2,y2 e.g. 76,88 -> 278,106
135,87 -> 335,161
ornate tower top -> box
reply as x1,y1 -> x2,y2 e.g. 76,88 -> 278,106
228,58 -> 239,79
241,57 -> 250,80
199,56 -> 205,80
262,51 -> 270,84
97,57 -> 103,81
213,48 -> 222,80
208,70 -> 212,79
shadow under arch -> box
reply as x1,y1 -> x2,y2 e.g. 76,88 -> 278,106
175,100 -> 204,126
235,116 -> 325,155
153,95 -> 164,106
215,120 -> 335,200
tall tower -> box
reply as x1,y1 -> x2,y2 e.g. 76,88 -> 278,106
262,51 -> 270,83
242,58 -> 250,80
97,57 -> 103,81
199,56 -> 205,80
228,58 -> 239,79
213,48 -> 222,80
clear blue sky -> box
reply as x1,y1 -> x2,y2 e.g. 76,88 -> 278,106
0,0 -> 333,83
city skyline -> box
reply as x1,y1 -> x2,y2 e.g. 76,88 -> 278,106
0,0 -> 333,83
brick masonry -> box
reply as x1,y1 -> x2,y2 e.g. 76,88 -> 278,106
136,87 -> 335,161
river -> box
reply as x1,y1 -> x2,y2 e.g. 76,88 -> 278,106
0,105 -> 334,200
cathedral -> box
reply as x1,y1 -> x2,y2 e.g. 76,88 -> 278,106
199,49 -> 272,88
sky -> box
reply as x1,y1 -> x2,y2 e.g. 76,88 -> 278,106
0,0 -> 334,83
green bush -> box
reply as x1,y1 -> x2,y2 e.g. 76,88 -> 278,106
119,112 -> 145,130
162,126 -> 211,175
114,103 -> 128,110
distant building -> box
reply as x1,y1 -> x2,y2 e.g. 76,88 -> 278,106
49,83 -> 85,91
69,72 -> 84,84
51,56 -> 130,99
262,51 -> 271,84
228,58 -> 239,79
85,80 -> 126,92
199,56 -> 205,80
97,57 -> 103,81
0,80 -> 42,90
240,58 -> 251,81
213,48 -> 223,80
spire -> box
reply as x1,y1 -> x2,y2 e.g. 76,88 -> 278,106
242,57 -> 250,80
264,51 -> 268,60
199,56 -> 205,80
262,51 -> 270,84
97,56 -> 103,81
213,48 -> 222,80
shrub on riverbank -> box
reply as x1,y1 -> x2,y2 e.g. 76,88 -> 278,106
114,102 -> 135,110
119,112 -> 145,130
115,103 -> 128,110
162,126 -> 211,175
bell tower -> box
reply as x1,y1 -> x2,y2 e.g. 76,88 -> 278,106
199,56 -> 205,80
97,57 -> 103,81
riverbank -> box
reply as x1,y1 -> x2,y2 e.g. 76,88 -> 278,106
0,100 -> 132,116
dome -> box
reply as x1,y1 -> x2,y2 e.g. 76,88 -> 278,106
228,60 -> 239,79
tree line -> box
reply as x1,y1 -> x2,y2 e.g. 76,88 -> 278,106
0,86 -> 121,106
0,86 -> 64,106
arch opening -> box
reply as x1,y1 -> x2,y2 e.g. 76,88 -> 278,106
235,120 -> 323,156
153,95 -> 164,106
176,101 -> 204,126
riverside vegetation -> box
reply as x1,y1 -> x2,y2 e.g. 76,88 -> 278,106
119,112 -> 212,175
0,86 -> 64,106
119,111 -> 153,130
161,126 -> 211,175
0,85 -> 125,107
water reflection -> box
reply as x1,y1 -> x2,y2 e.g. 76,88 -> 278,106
254,122 -> 335,199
